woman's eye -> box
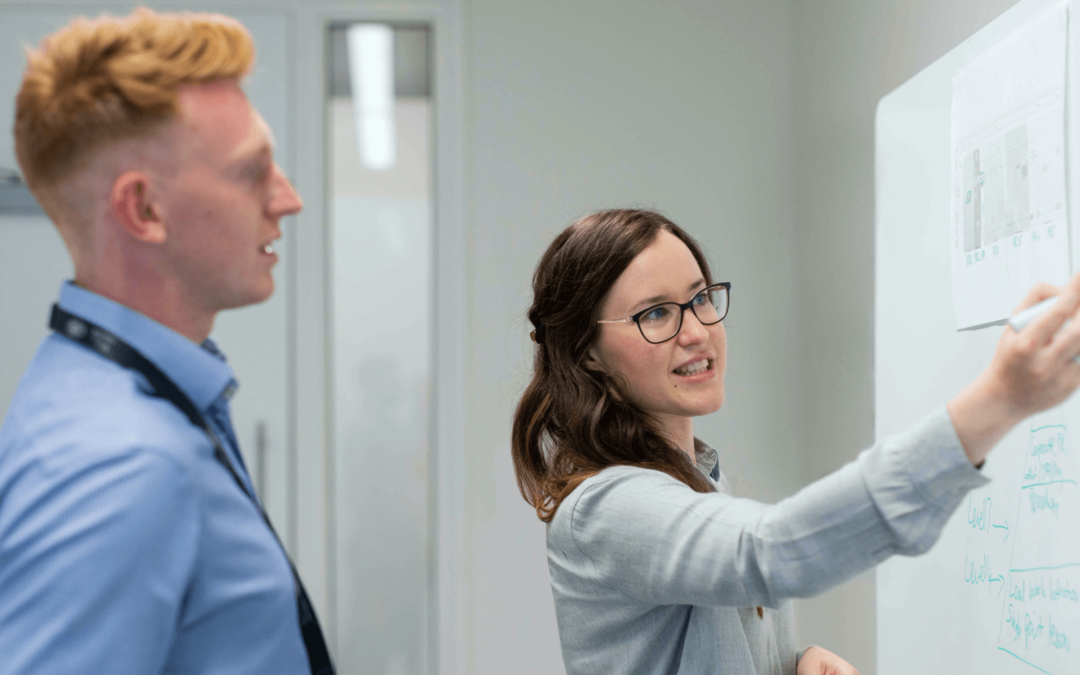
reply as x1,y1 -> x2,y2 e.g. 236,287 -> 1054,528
642,306 -> 670,323
692,292 -> 707,306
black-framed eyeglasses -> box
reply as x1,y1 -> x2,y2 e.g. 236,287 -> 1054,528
596,282 -> 730,344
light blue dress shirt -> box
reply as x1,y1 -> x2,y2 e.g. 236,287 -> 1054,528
547,407 -> 989,674
0,282 -> 311,674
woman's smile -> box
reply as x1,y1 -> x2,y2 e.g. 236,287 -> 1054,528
672,356 -> 714,379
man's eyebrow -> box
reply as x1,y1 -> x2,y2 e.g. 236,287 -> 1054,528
226,142 -> 274,176
225,147 -> 264,174
634,278 -> 707,308
228,123 -> 277,163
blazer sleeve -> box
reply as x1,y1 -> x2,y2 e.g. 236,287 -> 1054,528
564,406 -> 989,607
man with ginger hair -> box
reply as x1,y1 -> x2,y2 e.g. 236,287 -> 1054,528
0,9 -> 333,674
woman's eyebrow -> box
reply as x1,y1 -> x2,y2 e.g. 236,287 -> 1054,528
636,278 -> 707,307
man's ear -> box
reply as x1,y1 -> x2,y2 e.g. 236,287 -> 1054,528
111,172 -> 165,245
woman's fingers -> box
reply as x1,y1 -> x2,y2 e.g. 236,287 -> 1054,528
1023,281 -> 1079,347
991,273 -> 1080,420
1036,275 -> 1080,366
1047,306 -> 1080,366
1013,281 -> 1060,315
796,646 -> 860,675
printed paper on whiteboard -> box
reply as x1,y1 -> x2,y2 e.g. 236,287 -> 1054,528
951,2 -> 1069,330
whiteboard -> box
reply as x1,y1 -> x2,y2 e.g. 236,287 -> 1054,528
875,1 -> 1080,673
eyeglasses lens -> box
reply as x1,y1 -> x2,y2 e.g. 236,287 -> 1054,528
639,286 -> 728,343
705,287 -> 728,322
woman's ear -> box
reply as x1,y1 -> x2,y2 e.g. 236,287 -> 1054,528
583,346 -> 606,374
586,350 -> 627,402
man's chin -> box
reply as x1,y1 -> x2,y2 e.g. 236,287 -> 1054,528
218,282 -> 275,312
247,284 -> 275,307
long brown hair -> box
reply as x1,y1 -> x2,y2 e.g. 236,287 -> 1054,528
512,209 -> 716,522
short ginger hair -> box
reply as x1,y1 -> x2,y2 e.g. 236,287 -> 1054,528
13,7 -> 254,193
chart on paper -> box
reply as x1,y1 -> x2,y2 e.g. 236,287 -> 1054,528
950,2 -> 1070,329
958,116 -> 1065,255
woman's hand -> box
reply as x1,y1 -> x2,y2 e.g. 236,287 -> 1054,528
948,272 -> 1080,466
797,646 -> 860,675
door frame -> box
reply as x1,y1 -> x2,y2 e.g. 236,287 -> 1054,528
291,4 -> 467,674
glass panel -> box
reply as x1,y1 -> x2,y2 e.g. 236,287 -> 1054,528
327,23 -> 432,675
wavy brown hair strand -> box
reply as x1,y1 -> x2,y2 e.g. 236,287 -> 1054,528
512,209 -> 716,522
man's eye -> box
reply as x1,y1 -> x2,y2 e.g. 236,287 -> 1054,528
246,164 -> 270,183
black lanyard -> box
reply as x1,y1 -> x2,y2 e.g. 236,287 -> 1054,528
50,304 -> 335,675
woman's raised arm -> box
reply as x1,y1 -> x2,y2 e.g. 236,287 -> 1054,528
948,273 -> 1080,467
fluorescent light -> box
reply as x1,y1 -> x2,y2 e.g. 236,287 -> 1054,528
347,24 -> 396,171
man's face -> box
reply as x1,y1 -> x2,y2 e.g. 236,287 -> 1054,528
158,79 -> 301,314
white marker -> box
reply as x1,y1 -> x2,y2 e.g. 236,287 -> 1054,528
1008,296 -> 1080,364
1007,296 -> 1060,332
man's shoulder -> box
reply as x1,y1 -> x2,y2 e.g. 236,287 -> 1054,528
1,335 -> 206,475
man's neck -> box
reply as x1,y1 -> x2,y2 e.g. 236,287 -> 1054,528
73,275 -> 215,344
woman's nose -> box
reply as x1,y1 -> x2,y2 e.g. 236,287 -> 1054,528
678,307 -> 710,343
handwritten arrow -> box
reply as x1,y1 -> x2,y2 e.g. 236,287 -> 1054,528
993,520 -> 1009,542
991,574 -> 1006,598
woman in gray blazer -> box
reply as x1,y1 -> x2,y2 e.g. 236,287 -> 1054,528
511,208 -> 1080,675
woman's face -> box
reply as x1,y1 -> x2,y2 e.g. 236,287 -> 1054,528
587,230 -> 726,425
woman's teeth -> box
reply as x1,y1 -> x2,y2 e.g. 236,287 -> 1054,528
674,359 -> 711,376
262,244 -> 274,254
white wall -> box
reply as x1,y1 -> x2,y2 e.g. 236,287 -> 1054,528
789,1 -> 1022,672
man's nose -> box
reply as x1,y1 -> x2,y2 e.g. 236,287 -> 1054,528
269,165 -> 303,217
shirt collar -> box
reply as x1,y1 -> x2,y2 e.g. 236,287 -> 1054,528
57,282 -> 237,412
695,443 -> 718,477
695,441 -> 732,495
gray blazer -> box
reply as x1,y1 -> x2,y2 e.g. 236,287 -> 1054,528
546,407 -> 989,674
